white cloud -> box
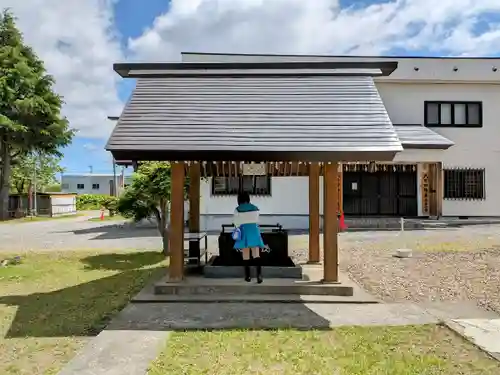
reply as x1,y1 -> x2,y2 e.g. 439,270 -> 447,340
0,0 -> 123,138
128,0 -> 500,60
83,143 -> 98,151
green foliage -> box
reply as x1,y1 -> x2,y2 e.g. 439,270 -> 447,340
76,194 -> 112,211
10,152 -> 63,193
101,196 -> 118,216
118,162 -> 174,220
45,183 -> 61,192
0,9 -> 75,220
117,162 -> 190,254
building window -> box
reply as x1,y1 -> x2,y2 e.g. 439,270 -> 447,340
77,184 -> 85,190
212,176 -> 271,196
92,183 -> 100,190
425,101 -> 482,127
444,168 -> 485,200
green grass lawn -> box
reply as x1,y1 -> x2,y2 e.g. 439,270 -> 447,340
0,251 -> 166,375
150,325 -> 500,375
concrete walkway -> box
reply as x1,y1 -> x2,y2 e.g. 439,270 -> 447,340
57,330 -> 170,375
57,300 -> 500,375
445,318 -> 500,361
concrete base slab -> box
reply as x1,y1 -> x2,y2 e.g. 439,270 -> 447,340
57,330 -> 169,375
155,265 -> 358,297
133,291 -> 379,304
444,319 -> 500,362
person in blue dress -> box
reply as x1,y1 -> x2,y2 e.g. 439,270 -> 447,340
233,191 -> 265,283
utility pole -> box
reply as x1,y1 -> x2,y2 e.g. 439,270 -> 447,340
32,153 -> 38,216
112,158 -> 117,196
108,116 -> 120,196
89,165 -> 93,174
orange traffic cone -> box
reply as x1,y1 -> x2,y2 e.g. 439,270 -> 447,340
100,208 -> 105,221
339,212 -> 347,231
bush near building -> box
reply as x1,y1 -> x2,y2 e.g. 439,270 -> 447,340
76,194 -> 117,213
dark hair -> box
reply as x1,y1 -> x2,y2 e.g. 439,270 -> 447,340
237,191 -> 250,205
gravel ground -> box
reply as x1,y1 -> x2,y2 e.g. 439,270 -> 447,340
2,216 -> 500,314
0,214 -> 162,252
333,227 -> 500,314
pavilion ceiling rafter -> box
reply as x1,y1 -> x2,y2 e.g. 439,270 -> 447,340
175,161 -> 417,177
117,160 -> 418,176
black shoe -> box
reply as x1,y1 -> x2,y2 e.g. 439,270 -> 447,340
255,258 -> 263,284
244,261 -> 251,282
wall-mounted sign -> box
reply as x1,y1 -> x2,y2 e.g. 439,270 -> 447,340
242,163 -> 267,176
351,182 -> 358,191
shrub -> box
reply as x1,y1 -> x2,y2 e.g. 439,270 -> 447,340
76,194 -> 112,210
101,196 -> 119,216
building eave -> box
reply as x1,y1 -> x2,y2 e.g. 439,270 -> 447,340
113,61 -> 398,78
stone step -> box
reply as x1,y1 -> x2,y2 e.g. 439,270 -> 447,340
133,293 -> 378,304
154,279 -> 354,296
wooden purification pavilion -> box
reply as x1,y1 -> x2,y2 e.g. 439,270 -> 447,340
106,60 -> 404,283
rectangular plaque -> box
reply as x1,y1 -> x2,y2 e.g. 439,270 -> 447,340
242,163 -> 267,176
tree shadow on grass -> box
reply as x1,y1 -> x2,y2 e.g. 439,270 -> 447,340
0,266 -> 165,338
81,252 -> 166,271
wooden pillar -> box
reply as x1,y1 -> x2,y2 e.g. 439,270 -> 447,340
428,163 -> 439,218
168,162 -> 185,281
188,163 -> 200,232
308,163 -> 320,263
436,162 -> 443,217
337,163 -> 343,214
323,162 -> 339,283
188,163 -> 201,264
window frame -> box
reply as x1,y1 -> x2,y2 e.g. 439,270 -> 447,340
92,183 -> 100,190
443,168 -> 485,201
424,101 -> 483,128
211,176 -> 272,196
76,183 -> 85,190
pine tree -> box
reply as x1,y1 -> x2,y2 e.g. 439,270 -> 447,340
0,9 -> 74,219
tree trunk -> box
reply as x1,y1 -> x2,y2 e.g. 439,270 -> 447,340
154,205 -> 170,256
0,136 -> 11,221
161,229 -> 170,256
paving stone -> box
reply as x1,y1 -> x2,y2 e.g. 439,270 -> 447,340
57,330 -> 169,375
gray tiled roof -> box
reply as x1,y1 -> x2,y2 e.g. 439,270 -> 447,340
394,124 -> 454,149
106,74 -> 403,161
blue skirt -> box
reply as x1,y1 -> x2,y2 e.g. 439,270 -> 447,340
234,223 -> 265,250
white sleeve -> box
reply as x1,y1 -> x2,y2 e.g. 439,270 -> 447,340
233,209 -> 242,227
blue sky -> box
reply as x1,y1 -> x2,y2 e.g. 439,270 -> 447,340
20,0 -> 495,175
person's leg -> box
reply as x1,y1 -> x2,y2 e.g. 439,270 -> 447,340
251,247 -> 263,284
241,248 -> 251,282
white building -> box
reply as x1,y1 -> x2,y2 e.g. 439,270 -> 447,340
61,173 -> 125,195
180,53 -> 500,231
